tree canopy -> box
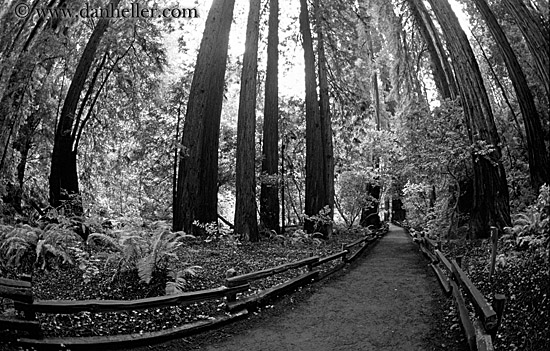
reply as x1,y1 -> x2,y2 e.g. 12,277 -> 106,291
0,0 -> 548,241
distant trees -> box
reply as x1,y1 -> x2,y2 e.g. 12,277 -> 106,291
173,0 -> 236,234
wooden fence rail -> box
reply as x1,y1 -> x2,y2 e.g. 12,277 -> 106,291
0,278 -> 32,303
413,232 -> 507,351
14,284 -> 250,314
225,256 -> 320,286
2,227 -> 388,349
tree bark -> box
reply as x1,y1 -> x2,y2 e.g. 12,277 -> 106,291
426,0 -> 511,238
234,0 -> 261,242
502,0 -> 550,98
260,0 -> 280,234
49,0 -> 120,214
365,19 -> 381,131
473,0 -> 550,189
315,0 -> 334,237
300,0 -> 327,234
173,0 -> 236,234
407,0 -> 456,100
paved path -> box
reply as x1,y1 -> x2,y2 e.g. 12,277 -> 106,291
191,224 -> 446,350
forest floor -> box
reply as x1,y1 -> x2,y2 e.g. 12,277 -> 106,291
124,224 -> 468,351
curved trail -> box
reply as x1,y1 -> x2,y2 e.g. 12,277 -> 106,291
196,224 -> 447,350
127,224 -> 464,351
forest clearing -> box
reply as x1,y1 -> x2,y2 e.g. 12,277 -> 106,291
0,0 -> 549,350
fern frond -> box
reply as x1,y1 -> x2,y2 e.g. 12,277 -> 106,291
35,239 -> 46,264
173,231 -> 196,240
88,233 -> 121,250
182,265 -> 202,276
137,256 -> 155,284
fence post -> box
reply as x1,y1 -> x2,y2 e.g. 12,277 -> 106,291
491,293 -> 507,340
225,269 -> 238,303
341,244 -> 347,262
456,255 -> 463,270
489,226 -> 498,282
307,253 -> 314,271
19,274 -> 35,321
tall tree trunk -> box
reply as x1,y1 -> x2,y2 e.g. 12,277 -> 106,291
260,0 -> 280,234
473,0 -> 550,189
407,0 -> 456,100
300,0 -> 327,234
365,19 -> 381,131
426,0 -> 511,238
49,0 -> 120,214
234,0 -> 261,242
315,0 -> 334,237
173,0 -> 236,234
502,0 -> 550,97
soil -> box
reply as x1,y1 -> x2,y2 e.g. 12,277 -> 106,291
126,224 -> 468,351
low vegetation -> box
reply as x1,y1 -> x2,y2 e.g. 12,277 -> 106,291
0,218 -> 373,342
414,184 -> 549,351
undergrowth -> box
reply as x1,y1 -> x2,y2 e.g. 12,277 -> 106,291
442,184 -> 549,351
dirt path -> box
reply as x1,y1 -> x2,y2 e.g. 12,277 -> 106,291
132,224 -> 467,351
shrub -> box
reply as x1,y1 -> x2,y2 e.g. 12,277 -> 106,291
502,184 -> 549,270
88,225 -> 196,287
303,206 -> 334,233
0,223 -> 80,272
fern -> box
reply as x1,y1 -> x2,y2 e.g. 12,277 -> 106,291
138,230 -> 184,284
0,223 -> 79,271
90,228 -> 188,286
165,266 -> 203,295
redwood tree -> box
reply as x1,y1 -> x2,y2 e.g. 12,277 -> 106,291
260,0 -> 280,234
426,0 -> 511,238
472,0 -> 550,189
407,0 -> 457,100
300,0 -> 327,234
173,0 -> 236,234
502,0 -> 549,97
234,0 -> 261,241
49,0 -> 121,213
315,0 -> 334,236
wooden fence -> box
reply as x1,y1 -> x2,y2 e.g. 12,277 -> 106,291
1,227 -> 386,350
413,233 -> 507,351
